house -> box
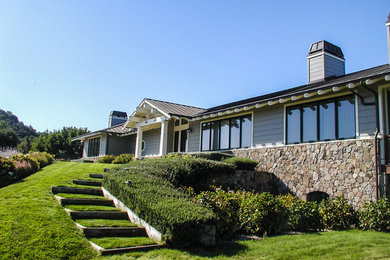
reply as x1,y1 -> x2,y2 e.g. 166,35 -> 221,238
73,16 -> 390,207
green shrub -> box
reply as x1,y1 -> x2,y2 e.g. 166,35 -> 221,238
0,156 -> 16,174
29,152 -> 54,168
11,154 -> 40,172
126,157 -> 235,191
103,168 -> 216,246
319,197 -> 358,230
359,199 -> 390,232
112,153 -> 134,164
196,189 -> 241,239
222,157 -> 258,171
166,152 -> 234,161
97,155 -> 116,164
278,194 -> 323,231
239,191 -> 288,236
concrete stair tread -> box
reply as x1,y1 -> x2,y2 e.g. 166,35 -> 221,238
52,186 -> 103,196
73,179 -> 103,187
89,173 -> 104,179
67,209 -> 129,220
77,224 -> 148,237
55,196 -> 114,206
99,244 -> 164,255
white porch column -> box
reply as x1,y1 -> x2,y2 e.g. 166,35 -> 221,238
159,119 -> 169,157
135,127 -> 143,159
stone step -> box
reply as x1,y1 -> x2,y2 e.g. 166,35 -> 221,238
68,210 -> 129,220
79,225 -> 147,237
52,186 -> 103,196
73,179 -> 103,187
99,244 -> 164,256
89,173 -> 104,179
55,196 -> 114,206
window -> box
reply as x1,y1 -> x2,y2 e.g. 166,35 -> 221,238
173,117 -> 190,152
201,114 -> 252,151
286,95 -> 355,144
87,137 -> 100,157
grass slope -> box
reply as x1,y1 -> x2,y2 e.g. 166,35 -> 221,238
95,230 -> 390,259
0,162 -> 116,259
2,162 -> 390,259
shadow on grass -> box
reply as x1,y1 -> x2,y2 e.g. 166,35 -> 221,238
177,241 -> 248,258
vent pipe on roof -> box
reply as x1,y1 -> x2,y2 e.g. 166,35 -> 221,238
386,12 -> 390,67
307,40 -> 345,83
108,111 -> 127,127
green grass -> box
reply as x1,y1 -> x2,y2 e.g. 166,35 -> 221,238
0,162 -> 116,259
94,230 -> 390,259
76,219 -> 138,228
65,205 -> 120,211
2,162 -> 390,259
90,237 -> 156,249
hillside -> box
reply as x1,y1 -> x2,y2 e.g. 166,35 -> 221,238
0,109 -> 38,139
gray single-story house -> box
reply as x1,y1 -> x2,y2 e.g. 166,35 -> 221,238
73,17 -> 390,207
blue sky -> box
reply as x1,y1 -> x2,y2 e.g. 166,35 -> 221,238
1,1 -> 389,132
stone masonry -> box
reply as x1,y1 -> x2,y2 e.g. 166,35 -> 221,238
232,139 -> 376,208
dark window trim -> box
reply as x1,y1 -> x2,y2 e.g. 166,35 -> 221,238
200,114 -> 252,151
286,95 -> 355,145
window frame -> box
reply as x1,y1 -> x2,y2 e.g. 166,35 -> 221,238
285,95 -> 356,144
87,137 -> 100,157
200,113 -> 253,151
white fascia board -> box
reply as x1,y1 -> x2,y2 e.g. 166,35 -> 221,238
136,116 -> 168,128
143,100 -> 171,118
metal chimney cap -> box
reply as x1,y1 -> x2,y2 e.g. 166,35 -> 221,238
308,40 -> 344,59
110,111 -> 127,118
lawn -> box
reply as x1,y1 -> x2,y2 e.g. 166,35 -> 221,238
1,162 -> 390,259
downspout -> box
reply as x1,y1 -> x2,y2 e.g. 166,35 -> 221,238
360,80 -> 380,202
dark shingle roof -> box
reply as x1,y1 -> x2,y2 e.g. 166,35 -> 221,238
198,64 -> 390,116
144,98 -> 206,117
71,123 -> 135,141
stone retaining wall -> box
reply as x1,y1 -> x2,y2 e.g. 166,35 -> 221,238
232,139 -> 376,208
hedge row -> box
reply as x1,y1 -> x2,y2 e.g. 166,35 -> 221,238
111,158 -> 235,192
97,154 -> 134,164
197,189 -> 390,239
165,152 -> 234,161
0,152 -> 54,187
103,167 -> 216,246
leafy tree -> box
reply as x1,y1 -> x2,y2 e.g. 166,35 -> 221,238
0,129 -> 19,147
30,127 -> 88,160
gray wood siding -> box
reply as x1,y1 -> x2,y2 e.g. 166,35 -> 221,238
253,105 -> 284,145
188,121 -> 201,152
107,135 -> 135,155
324,55 -> 344,78
142,128 -> 161,156
308,56 -> 324,81
357,89 -> 376,136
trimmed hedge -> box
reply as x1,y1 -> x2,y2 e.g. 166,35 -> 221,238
103,167 -> 216,246
222,157 -> 258,171
278,194 -> 323,231
197,189 -> 288,238
97,155 -> 116,164
166,152 -> 234,161
319,197 -> 358,230
112,153 -> 134,164
127,158 -> 235,191
359,199 -> 390,232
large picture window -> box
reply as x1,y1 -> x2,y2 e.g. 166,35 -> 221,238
286,95 -> 355,144
87,137 -> 100,157
201,114 -> 252,151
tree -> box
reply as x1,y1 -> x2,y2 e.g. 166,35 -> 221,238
31,127 -> 88,160
0,129 -> 19,148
